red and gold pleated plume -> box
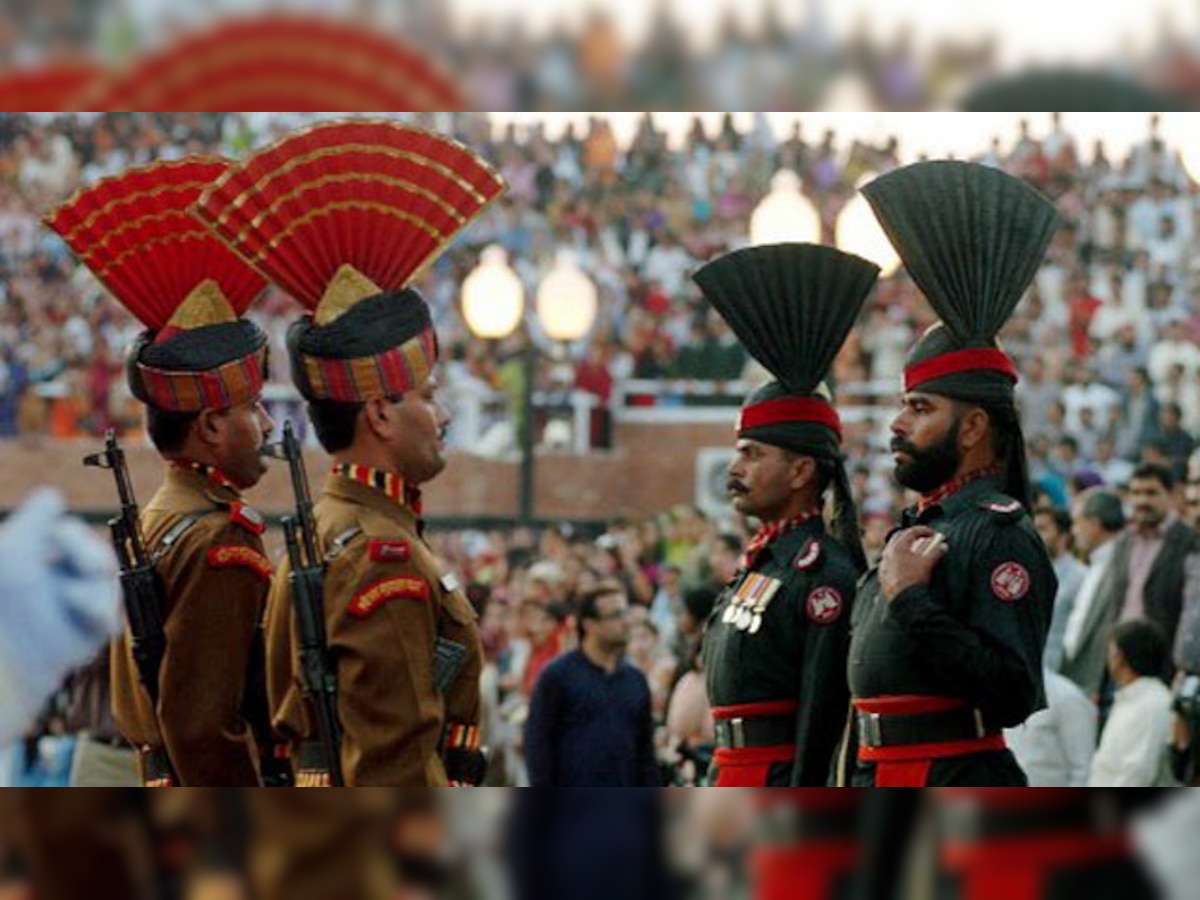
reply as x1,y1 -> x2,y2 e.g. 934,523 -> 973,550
45,158 -> 269,413
194,120 -> 506,404
80,15 -> 466,111
0,61 -> 104,112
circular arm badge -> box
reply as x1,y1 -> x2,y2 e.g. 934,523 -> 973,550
805,586 -> 844,624
990,562 -> 1031,603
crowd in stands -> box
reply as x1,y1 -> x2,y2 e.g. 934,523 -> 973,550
4,111 -> 1200,786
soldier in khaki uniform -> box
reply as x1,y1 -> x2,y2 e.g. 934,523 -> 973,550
194,120 -> 504,787
110,459 -> 275,787
46,158 -> 279,787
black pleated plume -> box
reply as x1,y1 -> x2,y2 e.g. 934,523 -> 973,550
862,161 -> 1062,348
692,243 -> 880,395
960,70 -> 1187,112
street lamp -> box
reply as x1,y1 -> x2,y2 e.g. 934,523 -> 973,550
536,249 -> 598,342
835,174 -> 902,275
461,245 -> 525,339
462,246 -> 598,525
749,170 -> 821,246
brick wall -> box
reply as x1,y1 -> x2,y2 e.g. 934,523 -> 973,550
0,419 -> 738,523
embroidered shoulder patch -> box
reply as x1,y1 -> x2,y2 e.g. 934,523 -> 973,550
990,562 -> 1031,602
348,576 -> 430,619
794,539 -> 823,571
368,539 -> 411,564
206,545 -> 273,581
229,502 -> 266,535
805,586 -> 844,625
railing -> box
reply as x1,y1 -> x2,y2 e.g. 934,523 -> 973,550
614,378 -> 901,424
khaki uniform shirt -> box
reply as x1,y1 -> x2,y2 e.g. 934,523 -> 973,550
110,464 -> 272,786
266,471 -> 482,786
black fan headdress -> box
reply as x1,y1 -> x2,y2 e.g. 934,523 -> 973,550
693,243 -> 879,570
861,161 -> 1061,509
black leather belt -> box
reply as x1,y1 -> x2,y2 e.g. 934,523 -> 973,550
714,714 -> 795,749
856,705 -> 993,749
938,798 -> 1097,842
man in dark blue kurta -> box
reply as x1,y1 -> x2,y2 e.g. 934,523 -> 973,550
524,581 -> 660,787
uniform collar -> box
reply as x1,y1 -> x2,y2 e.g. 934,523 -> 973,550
742,509 -> 824,570
326,464 -> 423,534
168,460 -> 243,502
909,466 -> 1003,523
330,463 -> 423,514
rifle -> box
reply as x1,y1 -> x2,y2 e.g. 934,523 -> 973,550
83,429 -> 179,783
265,421 -> 344,786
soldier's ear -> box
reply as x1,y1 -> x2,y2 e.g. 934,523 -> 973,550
194,407 -> 225,448
958,406 -> 991,452
361,396 -> 397,442
790,455 -> 818,493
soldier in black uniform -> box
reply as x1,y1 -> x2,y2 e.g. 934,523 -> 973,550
694,243 -> 878,787
838,160 -> 1059,787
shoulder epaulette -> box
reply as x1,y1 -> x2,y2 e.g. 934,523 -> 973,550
979,499 -> 1024,523
325,526 -> 364,563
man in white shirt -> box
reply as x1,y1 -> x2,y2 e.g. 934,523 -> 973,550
1006,667 -> 1097,787
1149,317 -> 1200,386
1089,620 -> 1175,787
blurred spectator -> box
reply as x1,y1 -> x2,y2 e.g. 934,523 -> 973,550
1034,506 -> 1087,671
1089,620 -> 1176,786
1110,465 -> 1200,662
524,581 -> 659,786
1062,490 -> 1126,697
518,599 -> 571,700
1147,403 -> 1195,482
626,609 -> 676,722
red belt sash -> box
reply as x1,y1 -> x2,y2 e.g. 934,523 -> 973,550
712,700 -> 798,787
752,842 -> 859,900
854,696 -> 1006,787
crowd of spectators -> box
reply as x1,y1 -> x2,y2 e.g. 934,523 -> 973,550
8,3 -> 1200,110
4,111 -> 1200,786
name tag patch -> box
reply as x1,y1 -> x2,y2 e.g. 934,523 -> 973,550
348,576 -> 430,619
368,540 -> 411,564
206,545 -> 273,581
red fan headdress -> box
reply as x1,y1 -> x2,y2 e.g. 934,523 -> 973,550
80,15 -> 466,111
194,120 -> 505,404
0,62 -> 105,112
45,158 -> 269,413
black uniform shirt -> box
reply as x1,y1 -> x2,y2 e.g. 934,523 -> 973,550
704,516 -> 860,785
848,476 -> 1055,730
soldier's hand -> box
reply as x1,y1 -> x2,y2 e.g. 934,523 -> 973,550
879,526 -> 948,602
